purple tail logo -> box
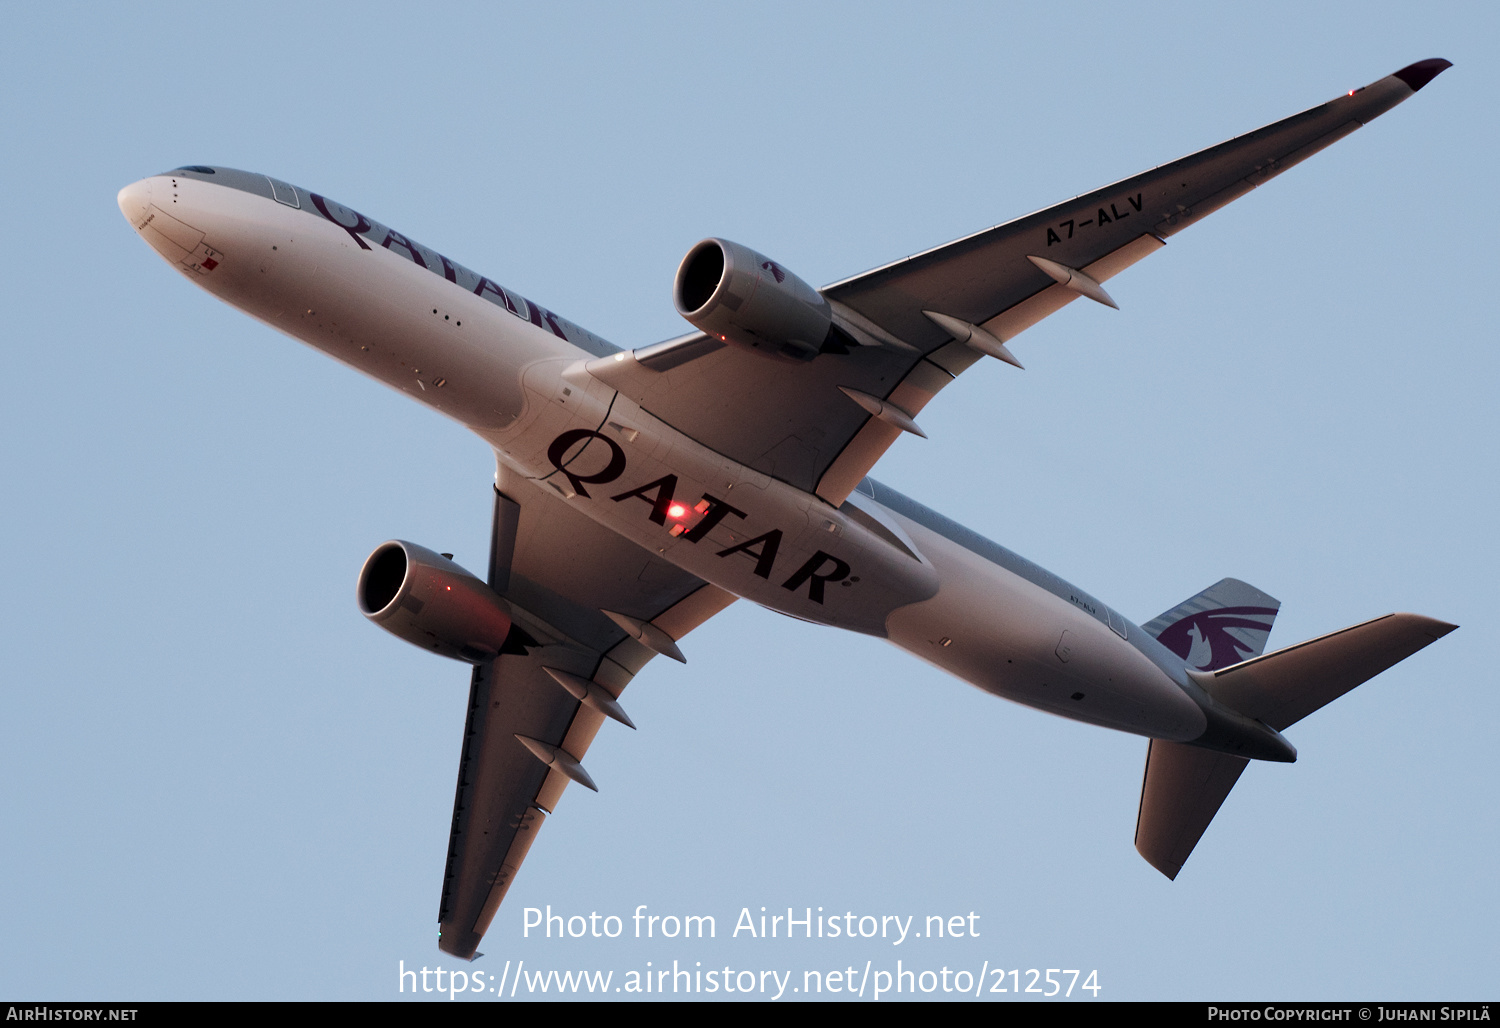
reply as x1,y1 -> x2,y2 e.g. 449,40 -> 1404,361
761,260 -> 786,283
1156,606 -> 1278,671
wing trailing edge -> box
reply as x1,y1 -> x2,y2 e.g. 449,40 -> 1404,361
436,472 -> 737,960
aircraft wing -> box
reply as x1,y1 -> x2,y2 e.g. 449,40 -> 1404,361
589,60 -> 1450,507
437,461 -> 735,959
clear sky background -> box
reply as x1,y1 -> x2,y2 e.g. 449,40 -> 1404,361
2,1 -> 1494,1002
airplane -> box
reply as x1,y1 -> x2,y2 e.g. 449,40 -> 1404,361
118,59 -> 1455,961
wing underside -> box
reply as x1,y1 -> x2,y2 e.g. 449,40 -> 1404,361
589,61 -> 1449,507
437,465 -> 734,959
437,59 -> 1451,954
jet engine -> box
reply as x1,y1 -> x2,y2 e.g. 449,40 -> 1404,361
357,540 -> 512,663
673,237 -> 838,362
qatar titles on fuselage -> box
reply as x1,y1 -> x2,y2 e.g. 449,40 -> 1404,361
117,165 -> 1212,745
118,59 -> 1455,957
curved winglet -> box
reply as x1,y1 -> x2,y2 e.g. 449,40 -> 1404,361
1393,58 -> 1452,93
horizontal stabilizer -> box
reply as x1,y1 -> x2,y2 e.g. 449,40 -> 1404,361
1135,740 -> 1249,880
1136,611 -> 1454,880
1191,613 -> 1457,731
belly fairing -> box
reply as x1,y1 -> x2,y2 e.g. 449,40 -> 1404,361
490,362 -> 944,634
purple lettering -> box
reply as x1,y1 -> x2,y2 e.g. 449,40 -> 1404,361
546,429 -> 627,499
380,230 -> 428,269
781,550 -> 850,604
716,530 -> 783,580
309,192 -> 372,250
526,299 -> 569,341
610,474 -> 679,525
474,277 -> 520,314
684,494 -> 746,543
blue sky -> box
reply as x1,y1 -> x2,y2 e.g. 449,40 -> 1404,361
2,1 -> 1494,1002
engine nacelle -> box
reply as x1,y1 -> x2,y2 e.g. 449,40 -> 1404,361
357,540 -> 512,663
674,237 -> 834,362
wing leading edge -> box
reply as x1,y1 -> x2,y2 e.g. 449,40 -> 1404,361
438,464 -> 734,959
438,59 -> 1451,956
589,60 -> 1450,506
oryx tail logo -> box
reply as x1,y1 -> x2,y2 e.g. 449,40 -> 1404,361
1156,606 -> 1278,672
761,260 -> 786,283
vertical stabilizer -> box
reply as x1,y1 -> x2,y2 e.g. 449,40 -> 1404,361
1143,578 -> 1280,672
1135,742 -> 1248,879
1135,610 -> 1456,879
1136,579 -> 1276,877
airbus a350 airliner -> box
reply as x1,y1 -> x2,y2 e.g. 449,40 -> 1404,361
120,60 -> 1455,960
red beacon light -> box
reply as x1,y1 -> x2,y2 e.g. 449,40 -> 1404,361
666,501 -> 693,537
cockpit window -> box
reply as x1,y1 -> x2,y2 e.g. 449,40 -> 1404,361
173,166 -> 216,174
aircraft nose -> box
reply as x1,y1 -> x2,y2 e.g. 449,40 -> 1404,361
117,178 -> 152,229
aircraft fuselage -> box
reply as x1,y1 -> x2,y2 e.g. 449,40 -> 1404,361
119,166 -> 1292,755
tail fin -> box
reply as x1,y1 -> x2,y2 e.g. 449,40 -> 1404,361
1142,577 -> 1281,672
1135,611 -> 1456,879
